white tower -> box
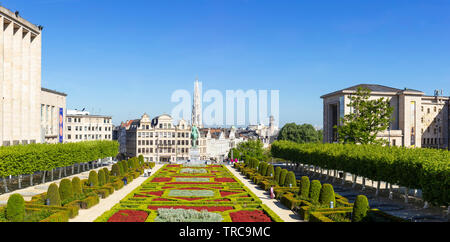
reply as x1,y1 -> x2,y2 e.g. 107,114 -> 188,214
192,78 -> 203,128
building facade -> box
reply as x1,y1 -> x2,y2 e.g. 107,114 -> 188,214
64,110 -> 113,143
321,84 -> 449,149
0,6 -> 42,146
40,88 -> 67,144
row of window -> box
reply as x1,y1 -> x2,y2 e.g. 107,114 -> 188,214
67,126 -> 112,132
66,134 -> 112,140
137,132 -> 191,138
423,138 -> 444,145
421,106 -> 442,114
138,140 -> 198,146
137,147 -> 190,154
421,126 -> 442,135
67,117 -> 111,124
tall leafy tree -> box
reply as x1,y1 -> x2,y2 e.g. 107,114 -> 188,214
335,87 -> 394,145
278,123 -> 322,144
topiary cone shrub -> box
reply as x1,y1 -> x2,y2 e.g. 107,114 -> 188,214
299,176 -> 310,199
88,171 -> 99,187
112,164 -> 121,177
284,171 -> 297,187
279,169 -> 288,186
274,167 -> 282,184
261,163 -> 269,176
309,180 -> 322,204
267,165 -> 275,178
98,169 -> 106,186
72,177 -> 83,196
47,183 -> 61,206
59,179 -> 73,202
138,155 -> 144,166
319,184 -> 336,206
6,194 -> 25,222
352,195 -> 370,222
103,168 -> 110,183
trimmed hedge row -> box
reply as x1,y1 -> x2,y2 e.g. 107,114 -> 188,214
271,140 -> 450,206
0,140 -> 119,178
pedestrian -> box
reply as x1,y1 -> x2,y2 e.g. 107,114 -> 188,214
270,185 -> 275,199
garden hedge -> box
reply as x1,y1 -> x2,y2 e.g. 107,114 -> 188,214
271,140 -> 450,206
0,140 -> 118,178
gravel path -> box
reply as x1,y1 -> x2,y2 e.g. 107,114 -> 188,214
225,165 -> 303,222
70,164 -> 164,222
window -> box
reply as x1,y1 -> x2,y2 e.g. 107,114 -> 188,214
68,126 -> 71,131
427,108 -> 430,114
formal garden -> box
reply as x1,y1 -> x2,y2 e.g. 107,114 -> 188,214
94,164 -> 283,222
0,153 -> 155,222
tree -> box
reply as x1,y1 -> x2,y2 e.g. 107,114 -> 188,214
277,123 -> 322,144
233,140 -> 268,161
335,87 -> 394,145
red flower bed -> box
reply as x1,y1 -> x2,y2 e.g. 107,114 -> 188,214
215,178 -> 236,182
151,177 -> 172,182
134,195 -> 148,198
177,187 -> 210,190
161,187 -> 175,189
167,165 -> 180,167
148,205 -> 234,212
173,176 -> 214,178
229,210 -> 272,222
166,182 -> 221,185
143,191 -> 164,196
220,191 -> 242,197
108,210 -> 149,222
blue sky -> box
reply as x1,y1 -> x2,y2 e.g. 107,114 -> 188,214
2,0 -> 450,127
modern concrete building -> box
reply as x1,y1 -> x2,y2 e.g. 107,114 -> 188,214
64,110 -> 113,143
0,6 -> 43,146
40,88 -> 67,144
321,84 -> 449,149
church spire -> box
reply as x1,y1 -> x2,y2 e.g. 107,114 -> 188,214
192,78 -> 203,128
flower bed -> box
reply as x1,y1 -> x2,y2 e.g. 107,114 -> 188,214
95,164 -> 284,222
108,210 -> 149,222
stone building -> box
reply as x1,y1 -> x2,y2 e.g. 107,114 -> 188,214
40,88 -> 67,144
64,109 -> 113,143
0,6 -> 43,146
123,113 -> 196,162
321,84 -> 449,149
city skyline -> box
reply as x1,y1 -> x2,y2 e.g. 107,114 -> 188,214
1,0 -> 449,128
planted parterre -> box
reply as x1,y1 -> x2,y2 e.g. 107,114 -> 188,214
95,164 -> 283,222
0,158 -> 154,222
271,140 -> 450,207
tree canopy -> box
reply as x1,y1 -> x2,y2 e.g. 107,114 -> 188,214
277,123 -> 322,144
335,87 -> 394,145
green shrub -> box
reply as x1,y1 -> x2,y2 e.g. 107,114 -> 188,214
274,167 -> 282,184
352,195 -> 370,222
6,194 -> 25,222
59,179 -> 73,202
257,162 -> 264,175
47,183 -> 61,206
309,180 -> 322,204
284,171 -> 297,187
299,176 -> 310,199
111,164 -> 121,176
279,169 -> 288,186
72,177 -> 83,195
267,165 -> 275,177
261,162 -> 269,176
98,169 -> 106,186
103,168 -> 110,183
88,171 -> 99,187
319,184 -> 336,206
138,155 -> 144,165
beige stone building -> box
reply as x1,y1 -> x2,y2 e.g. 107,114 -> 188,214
0,6 -> 43,146
321,84 -> 449,149
124,114 -> 201,162
40,88 -> 67,144
64,110 -> 113,143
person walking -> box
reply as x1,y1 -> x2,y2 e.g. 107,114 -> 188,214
270,185 -> 275,199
